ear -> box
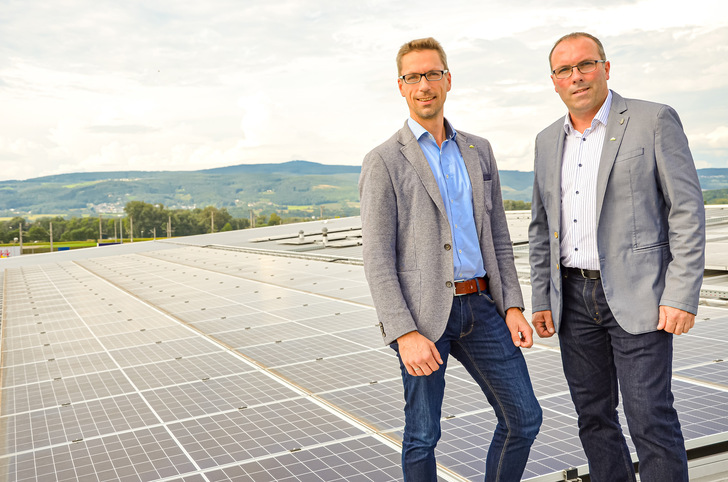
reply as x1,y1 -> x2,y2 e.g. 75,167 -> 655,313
551,74 -> 557,92
604,60 -> 611,81
445,71 -> 452,92
398,78 -> 405,97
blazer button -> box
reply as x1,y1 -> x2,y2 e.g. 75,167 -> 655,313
444,244 -> 451,251
446,281 -> 453,288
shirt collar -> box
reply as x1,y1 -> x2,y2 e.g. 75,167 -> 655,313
563,89 -> 613,135
407,117 -> 457,142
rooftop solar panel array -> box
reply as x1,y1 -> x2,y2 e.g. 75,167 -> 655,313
1,222 -> 728,481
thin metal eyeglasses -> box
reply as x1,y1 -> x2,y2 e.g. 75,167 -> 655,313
398,70 -> 449,84
552,60 -> 606,79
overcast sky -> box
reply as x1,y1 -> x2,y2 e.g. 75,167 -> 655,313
1,0 -> 726,182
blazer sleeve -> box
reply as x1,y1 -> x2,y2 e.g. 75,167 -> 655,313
359,150 -> 418,342
485,141 -> 524,311
528,140 -> 551,312
528,137 -> 553,313
654,106 -> 705,313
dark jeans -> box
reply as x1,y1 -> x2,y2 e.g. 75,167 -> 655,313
391,292 -> 542,482
559,270 -> 688,482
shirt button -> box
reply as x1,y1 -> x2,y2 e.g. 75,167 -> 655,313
573,219 -> 577,223
575,248 -> 579,251
576,191 -> 579,194
458,249 -> 462,253
578,164 -> 583,167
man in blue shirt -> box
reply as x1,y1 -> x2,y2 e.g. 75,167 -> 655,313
359,37 -> 541,482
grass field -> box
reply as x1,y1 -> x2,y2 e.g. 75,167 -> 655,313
0,214 -> 67,221
0,238 -> 162,255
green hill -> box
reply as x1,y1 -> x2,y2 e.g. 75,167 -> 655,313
1,162 -> 725,217
0,161 -> 362,217
704,188 -> 728,204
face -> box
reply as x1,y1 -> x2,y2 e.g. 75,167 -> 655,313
550,36 -> 610,121
398,49 -> 451,125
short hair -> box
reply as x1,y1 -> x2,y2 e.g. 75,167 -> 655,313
396,37 -> 448,75
549,32 -> 607,69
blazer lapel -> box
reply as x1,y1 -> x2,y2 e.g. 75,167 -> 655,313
456,133 -> 485,233
596,92 -> 628,227
545,123 -> 565,233
397,123 -> 449,220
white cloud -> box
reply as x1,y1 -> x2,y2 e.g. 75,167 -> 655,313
704,126 -> 728,147
0,0 -> 726,182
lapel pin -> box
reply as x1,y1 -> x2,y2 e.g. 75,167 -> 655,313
610,137 -> 616,141
620,118 -> 624,125
469,145 -> 475,148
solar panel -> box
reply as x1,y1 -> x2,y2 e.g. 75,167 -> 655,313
2,218 -> 728,481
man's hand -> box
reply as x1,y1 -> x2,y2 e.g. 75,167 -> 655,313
657,305 -> 695,335
396,331 -> 443,376
531,310 -> 555,338
505,307 -> 533,348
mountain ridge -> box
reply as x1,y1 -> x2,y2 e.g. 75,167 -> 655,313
1,161 -> 725,217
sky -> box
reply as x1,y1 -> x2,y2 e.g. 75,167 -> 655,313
1,0 -> 726,182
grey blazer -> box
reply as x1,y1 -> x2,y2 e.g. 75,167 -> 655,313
529,91 -> 705,334
359,121 -> 524,345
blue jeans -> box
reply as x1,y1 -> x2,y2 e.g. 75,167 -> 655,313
391,292 -> 542,482
559,271 -> 688,482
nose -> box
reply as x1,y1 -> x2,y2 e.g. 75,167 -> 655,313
418,76 -> 433,89
571,67 -> 584,82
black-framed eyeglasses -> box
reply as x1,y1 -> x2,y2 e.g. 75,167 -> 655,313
398,70 -> 449,84
551,60 -> 606,79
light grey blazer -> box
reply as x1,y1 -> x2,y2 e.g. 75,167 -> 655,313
359,121 -> 524,345
529,91 -> 705,334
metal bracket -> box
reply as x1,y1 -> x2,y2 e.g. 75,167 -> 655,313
562,467 -> 582,482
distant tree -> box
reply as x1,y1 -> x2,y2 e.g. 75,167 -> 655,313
503,200 -> 531,211
104,219 -> 116,238
703,188 -> 728,205
221,222 -> 233,232
2,217 -> 27,240
60,227 -> 96,241
171,210 -> 201,237
268,212 -> 282,226
198,206 -> 232,233
125,201 -> 170,237
28,225 -> 49,242
232,217 -> 250,230
30,216 -> 67,241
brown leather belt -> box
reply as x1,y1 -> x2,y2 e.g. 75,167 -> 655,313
454,277 -> 487,296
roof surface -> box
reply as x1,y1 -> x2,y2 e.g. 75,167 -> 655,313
2,211 -> 727,481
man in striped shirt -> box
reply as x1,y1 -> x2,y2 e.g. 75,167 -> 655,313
529,32 -> 705,482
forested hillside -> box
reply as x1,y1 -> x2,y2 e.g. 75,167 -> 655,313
1,162 -> 725,219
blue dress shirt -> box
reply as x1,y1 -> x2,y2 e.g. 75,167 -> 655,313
407,117 -> 486,281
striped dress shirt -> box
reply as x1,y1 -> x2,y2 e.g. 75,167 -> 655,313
560,90 -> 612,270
